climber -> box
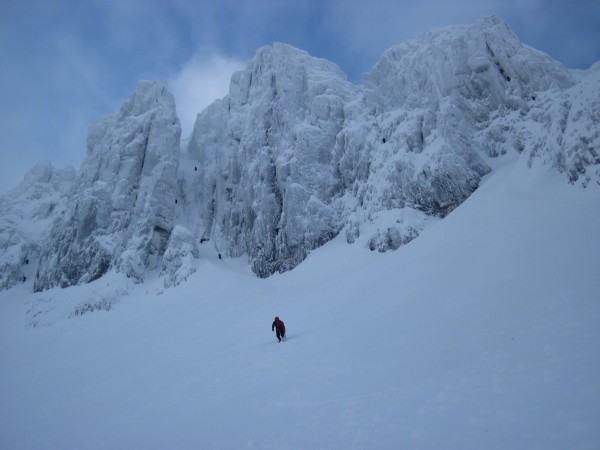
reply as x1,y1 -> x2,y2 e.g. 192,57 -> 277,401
272,316 -> 286,342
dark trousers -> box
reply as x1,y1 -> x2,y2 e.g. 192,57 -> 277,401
276,327 -> 286,341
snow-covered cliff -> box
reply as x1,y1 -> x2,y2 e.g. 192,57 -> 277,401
185,16 -> 598,277
1,16 -> 598,291
0,162 -> 76,290
186,43 -> 359,276
33,80 -> 181,291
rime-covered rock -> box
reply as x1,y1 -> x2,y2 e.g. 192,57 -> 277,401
187,43 -> 359,276
184,16 -> 597,277
160,225 -> 199,288
1,17 -> 598,291
34,80 -> 181,291
521,64 -> 600,186
0,162 -> 75,290
342,16 -> 575,221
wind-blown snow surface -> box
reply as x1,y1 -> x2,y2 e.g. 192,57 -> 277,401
1,155 -> 599,449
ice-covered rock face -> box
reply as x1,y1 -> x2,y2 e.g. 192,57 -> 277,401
187,43 -> 359,276
160,225 -> 199,288
34,80 -> 181,291
350,15 -> 576,219
364,16 -> 573,112
1,16 -> 598,290
0,162 -> 76,290
519,67 -> 600,186
186,17 -> 595,278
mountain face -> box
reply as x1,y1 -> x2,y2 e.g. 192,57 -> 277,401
1,16 -> 598,291
33,81 -> 181,291
0,162 -> 75,290
185,16 -> 597,277
186,43 -> 360,276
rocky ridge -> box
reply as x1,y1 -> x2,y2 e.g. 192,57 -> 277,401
0,16 -> 598,291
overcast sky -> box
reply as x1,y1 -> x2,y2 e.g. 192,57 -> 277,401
1,0 -> 598,193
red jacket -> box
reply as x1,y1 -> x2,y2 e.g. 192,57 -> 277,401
272,318 -> 285,331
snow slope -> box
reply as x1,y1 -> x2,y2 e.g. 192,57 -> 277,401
1,154 -> 599,450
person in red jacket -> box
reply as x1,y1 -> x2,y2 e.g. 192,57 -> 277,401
272,316 -> 286,342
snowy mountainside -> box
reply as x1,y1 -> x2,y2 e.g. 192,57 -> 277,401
1,155 -> 599,449
0,162 -> 75,290
1,16 -> 599,291
356,15 -> 574,217
186,43 -> 360,276
185,15 -> 598,278
523,65 -> 600,185
33,80 -> 181,291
